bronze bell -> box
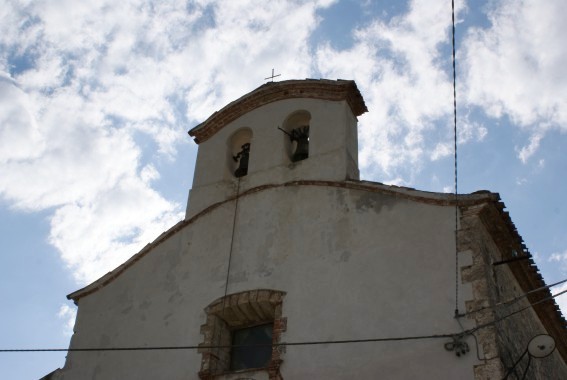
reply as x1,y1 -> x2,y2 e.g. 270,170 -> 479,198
233,143 -> 250,177
291,126 -> 309,162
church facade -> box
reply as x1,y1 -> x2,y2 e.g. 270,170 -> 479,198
49,80 -> 566,379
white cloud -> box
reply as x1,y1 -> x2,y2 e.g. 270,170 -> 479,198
462,0 -> 567,160
545,250 -> 567,316
49,179 -> 182,283
516,132 -> 543,164
549,252 -> 567,315
0,1 -> 335,284
515,177 -> 528,186
315,0 -> 468,181
551,281 -> 567,319
383,177 -> 407,187
549,250 -> 567,265
548,247 -> 567,316
430,142 -> 452,161
0,75 -> 45,164
57,304 -> 77,337
458,116 -> 487,144
141,164 -> 160,183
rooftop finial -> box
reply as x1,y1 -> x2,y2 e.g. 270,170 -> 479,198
264,68 -> 281,82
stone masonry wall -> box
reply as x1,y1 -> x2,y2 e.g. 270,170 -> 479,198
459,203 -> 567,380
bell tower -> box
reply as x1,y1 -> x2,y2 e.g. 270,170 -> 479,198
185,79 -> 368,219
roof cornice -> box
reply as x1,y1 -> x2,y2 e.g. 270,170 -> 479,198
68,180 -> 495,303
188,79 -> 368,144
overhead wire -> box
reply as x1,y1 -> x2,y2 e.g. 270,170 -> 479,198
451,0 -> 461,318
502,348 -> 528,380
520,354 -> 532,380
3,288 -> 565,354
464,277 -> 567,316
0,332 -> 455,353
466,288 -> 567,335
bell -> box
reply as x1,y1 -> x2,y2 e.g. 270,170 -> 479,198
291,126 -> 309,162
292,137 -> 309,162
233,143 -> 250,177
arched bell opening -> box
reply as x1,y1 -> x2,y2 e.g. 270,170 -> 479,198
228,128 -> 252,178
282,110 -> 311,163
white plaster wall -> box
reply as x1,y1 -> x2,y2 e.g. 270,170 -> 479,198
58,184 -> 479,379
186,98 -> 359,218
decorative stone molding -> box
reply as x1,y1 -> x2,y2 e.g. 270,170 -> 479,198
198,289 -> 286,380
189,79 -> 367,144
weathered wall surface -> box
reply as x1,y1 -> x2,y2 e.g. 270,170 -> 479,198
186,97 -> 359,219
460,204 -> 567,379
57,183 -> 480,379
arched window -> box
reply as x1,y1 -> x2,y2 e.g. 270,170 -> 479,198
198,289 -> 286,379
228,129 -> 252,178
282,110 -> 310,163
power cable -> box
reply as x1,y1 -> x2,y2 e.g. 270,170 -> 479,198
0,332 -> 454,353
451,0 -> 460,318
217,177 -> 242,353
223,178 -> 241,300
2,289 -> 564,354
502,347 -> 528,380
455,314 -> 486,361
465,277 -> 567,316
467,288 -> 567,335
520,354 -> 532,380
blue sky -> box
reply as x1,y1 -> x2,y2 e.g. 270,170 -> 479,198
1,0 -> 566,378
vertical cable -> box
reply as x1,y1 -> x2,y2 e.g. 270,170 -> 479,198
215,178 -> 241,364
223,178 -> 241,303
451,0 -> 460,317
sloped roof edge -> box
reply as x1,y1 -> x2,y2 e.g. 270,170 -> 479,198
469,200 -> 567,362
67,179 -> 495,303
188,79 -> 368,144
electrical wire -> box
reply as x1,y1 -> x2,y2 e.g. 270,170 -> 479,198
2,271 -> 565,355
223,178 -> 241,300
467,288 -> 567,335
0,333 -> 455,353
451,0 -> 460,318
455,314 -> 486,361
502,348 -> 528,380
217,177 -> 242,352
465,277 -> 567,316
468,332 -> 486,362
520,354 -> 532,380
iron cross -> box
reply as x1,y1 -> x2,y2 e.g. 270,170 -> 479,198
265,68 -> 281,82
